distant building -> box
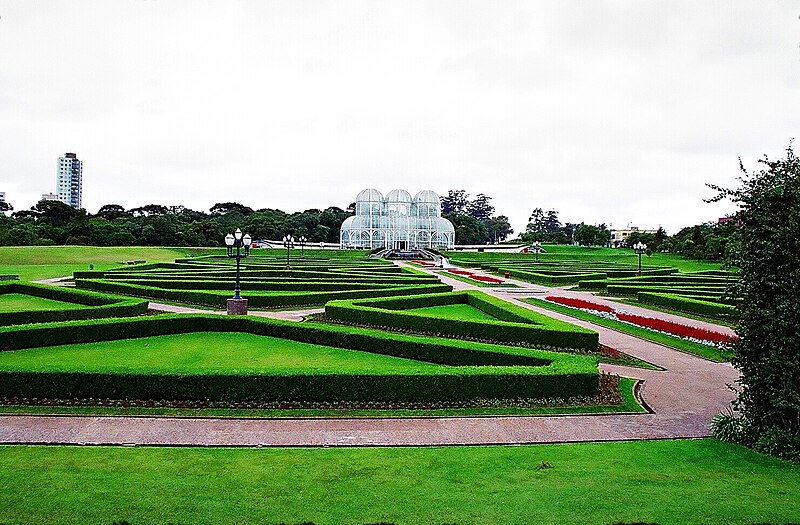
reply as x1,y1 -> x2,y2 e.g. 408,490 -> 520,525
56,152 -> 82,208
0,191 -> 5,203
609,226 -> 658,248
41,193 -> 59,201
340,189 -> 455,249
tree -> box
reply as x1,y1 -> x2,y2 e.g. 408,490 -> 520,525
487,215 -> 513,243
523,208 -> 567,243
440,190 -> 470,216
0,201 -> 13,213
574,223 -> 606,246
95,204 -> 128,221
209,202 -> 254,215
708,143 -> 800,460
467,193 -> 495,222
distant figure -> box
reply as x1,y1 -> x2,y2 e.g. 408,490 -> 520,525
89,264 -> 94,270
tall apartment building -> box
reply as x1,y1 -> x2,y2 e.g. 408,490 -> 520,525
57,152 -> 82,208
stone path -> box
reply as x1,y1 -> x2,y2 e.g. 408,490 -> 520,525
0,263 -> 740,447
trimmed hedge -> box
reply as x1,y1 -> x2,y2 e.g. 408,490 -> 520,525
325,290 -> 599,351
0,315 -> 599,402
498,268 -> 607,285
637,291 -> 738,319
75,279 -> 452,308
0,282 -> 148,326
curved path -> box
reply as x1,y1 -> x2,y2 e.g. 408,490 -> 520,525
0,264 -> 739,447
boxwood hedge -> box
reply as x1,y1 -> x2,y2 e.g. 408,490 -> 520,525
0,282 -> 148,326
0,314 -> 599,402
325,290 -> 599,351
637,291 -> 738,319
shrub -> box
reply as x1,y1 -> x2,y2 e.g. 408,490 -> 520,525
0,314 -> 600,402
326,291 -> 599,350
0,282 -> 148,325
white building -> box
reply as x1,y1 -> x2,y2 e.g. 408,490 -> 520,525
41,193 -> 59,201
57,152 -> 82,208
340,189 -> 456,250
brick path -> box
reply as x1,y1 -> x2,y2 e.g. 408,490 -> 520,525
0,263 -> 739,447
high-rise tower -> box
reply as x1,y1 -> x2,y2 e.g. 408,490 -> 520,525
56,152 -> 82,208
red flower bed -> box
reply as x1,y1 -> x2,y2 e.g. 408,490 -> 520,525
616,312 -> 737,344
547,295 -> 737,345
411,260 -> 435,267
447,269 -> 474,275
545,296 -> 615,313
471,275 -> 504,284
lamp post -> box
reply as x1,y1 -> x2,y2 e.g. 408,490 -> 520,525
633,241 -> 647,275
298,235 -> 307,258
225,227 -> 252,315
283,234 -> 295,269
531,241 -> 543,263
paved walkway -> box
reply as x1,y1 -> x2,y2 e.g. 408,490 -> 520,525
0,263 -> 740,447
148,302 -> 324,322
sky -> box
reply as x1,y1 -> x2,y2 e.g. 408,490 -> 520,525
1,1 -> 798,237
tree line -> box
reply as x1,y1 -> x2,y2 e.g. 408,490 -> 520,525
0,200 -> 351,247
0,193 -> 736,260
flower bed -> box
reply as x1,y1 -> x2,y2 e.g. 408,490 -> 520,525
545,295 -> 737,346
447,268 -> 505,284
545,296 -> 614,313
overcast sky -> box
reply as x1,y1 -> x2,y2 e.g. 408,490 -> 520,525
1,1 -> 798,236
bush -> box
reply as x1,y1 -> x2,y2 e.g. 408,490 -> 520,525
637,292 -> 737,319
0,314 -> 600,402
0,282 -> 148,325
325,291 -> 599,350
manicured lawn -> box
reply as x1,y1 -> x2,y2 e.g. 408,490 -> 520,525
0,246 -> 207,281
0,439 -> 797,525
0,332 -> 444,374
524,297 -> 733,362
447,245 -> 725,273
406,303 -> 501,322
0,293 -> 84,312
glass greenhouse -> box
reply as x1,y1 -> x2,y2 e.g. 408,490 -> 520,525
340,189 -> 456,249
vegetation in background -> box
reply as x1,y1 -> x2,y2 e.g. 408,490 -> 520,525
0,199 -> 352,246
708,143 -> 800,460
440,190 -> 514,244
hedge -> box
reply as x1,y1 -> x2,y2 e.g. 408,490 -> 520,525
0,282 -> 148,326
325,290 -> 598,350
0,315 -> 599,402
637,291 -> 738,318
75,278 -> 453,308
497,268 -> 607,285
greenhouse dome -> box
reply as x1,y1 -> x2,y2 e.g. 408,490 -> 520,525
340,189 -> 455,249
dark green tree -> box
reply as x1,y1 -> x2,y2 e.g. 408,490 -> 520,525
708,143 -> 800,460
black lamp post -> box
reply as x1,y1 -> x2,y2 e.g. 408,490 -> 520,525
634,241 -> 647,275
283,234 -> 295,269
298,235 -> 307,258
532,241 -> 543,263
225,228 -> 252,314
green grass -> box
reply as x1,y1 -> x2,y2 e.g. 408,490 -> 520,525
405,303 -> 501,322
0,246 -> 205,281
438,270 -> 519,288
0,439 -> 797,525
0,293 -> 86,312
0,332 -> 445,374
0,377 -> 644,417
447,245 -> 725,273
524,297 -> 733,362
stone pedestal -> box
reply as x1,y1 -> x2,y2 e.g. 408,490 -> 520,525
226,298 -> 248,315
